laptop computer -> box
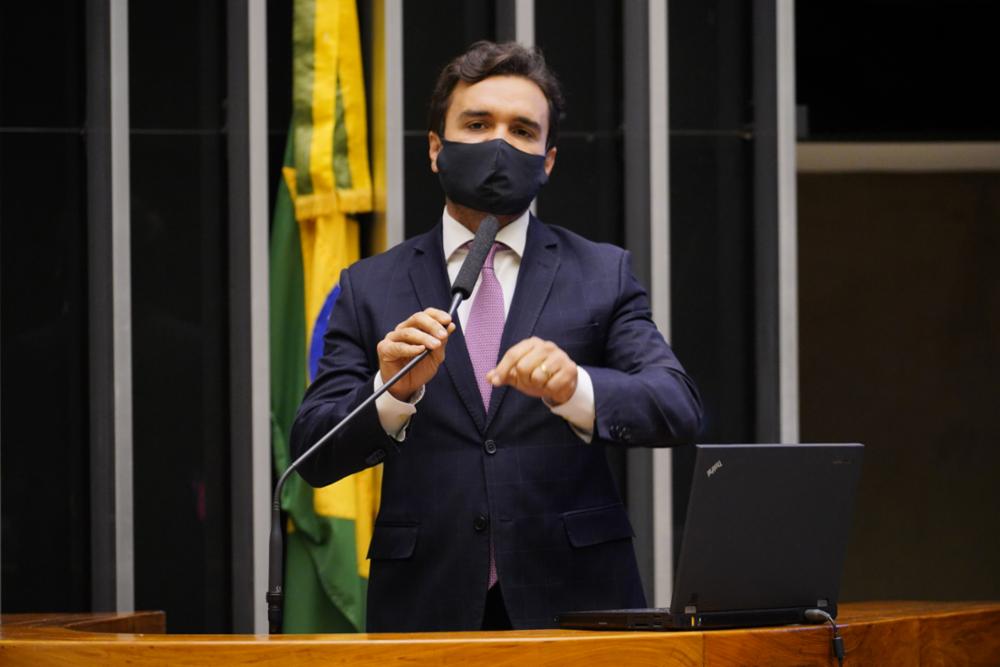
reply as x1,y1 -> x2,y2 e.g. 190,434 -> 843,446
557,443 -> 864,630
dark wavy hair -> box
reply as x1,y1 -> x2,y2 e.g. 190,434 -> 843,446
427,40 -> 564,149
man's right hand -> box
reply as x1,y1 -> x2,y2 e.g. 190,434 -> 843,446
377,308 -> 456,401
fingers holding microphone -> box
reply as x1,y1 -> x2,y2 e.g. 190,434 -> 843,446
486,337 -> 578,406
377,307 -> 455,401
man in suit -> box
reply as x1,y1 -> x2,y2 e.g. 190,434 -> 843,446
291,40 -> 703,632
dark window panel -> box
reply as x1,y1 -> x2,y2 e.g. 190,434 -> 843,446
669,133 -> 755,446
402,0 -> 496,133
796,2 -> 1000,140
536,0 -> 622,133
267,0 -> 293,215
0,1 -> 85,127
129,0 -> 231,630
0,132 -> 91,612
128,0 -> 226,131
404,133 -> 444,238
535,133 -> 623,246
130,131 -> 231,632
668,0 -> 752,132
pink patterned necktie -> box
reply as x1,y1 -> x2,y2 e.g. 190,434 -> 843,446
464,241 -> 505,589
465,242 -> 506,411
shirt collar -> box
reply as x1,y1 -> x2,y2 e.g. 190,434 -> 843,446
442,207 -> 529,261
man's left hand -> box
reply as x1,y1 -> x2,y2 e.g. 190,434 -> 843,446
487,337 -> 578,406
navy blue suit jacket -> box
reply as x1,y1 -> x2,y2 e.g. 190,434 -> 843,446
291,216 -> 703,631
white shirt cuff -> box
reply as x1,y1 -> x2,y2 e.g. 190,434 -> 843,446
547,366 -> 595,443
374,372 -> 424,441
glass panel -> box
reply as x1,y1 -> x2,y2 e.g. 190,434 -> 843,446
535,0 -> 624,243
797,2 -> 1000,140
0,130 -> 91,612
0,1 -> 86,127
129,0 -> 232,633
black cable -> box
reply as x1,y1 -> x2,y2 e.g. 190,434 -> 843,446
804,608 -> 845,667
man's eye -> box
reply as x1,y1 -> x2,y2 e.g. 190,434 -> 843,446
467,121 -> 486,130
513,127 -> 534,139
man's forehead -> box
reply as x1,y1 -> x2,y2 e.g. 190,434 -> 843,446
447,76 -> 549,122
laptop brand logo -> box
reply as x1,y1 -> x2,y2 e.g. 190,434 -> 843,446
706,460 -> 723,477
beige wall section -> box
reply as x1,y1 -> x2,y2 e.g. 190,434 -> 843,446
797,172 -> 1000,602
798,143 -> 1000,173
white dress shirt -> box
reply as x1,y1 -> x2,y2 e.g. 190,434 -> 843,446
374,208 -> 595,441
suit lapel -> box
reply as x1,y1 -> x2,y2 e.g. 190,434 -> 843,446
485,216 -> 560,431
408,224 -> 487,434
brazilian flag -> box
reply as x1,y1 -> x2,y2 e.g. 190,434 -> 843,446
269,0 -> 378,633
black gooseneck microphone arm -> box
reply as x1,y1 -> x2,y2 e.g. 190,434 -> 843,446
266,216 -> 500,634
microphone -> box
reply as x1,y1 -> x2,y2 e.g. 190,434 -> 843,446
266,215 -> 500,633
452,215 -> 500,300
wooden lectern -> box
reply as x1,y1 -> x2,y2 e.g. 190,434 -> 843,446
2,601 -> 999,665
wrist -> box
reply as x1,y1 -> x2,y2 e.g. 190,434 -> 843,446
546,380 -> 577,407
388,384 -> 416,402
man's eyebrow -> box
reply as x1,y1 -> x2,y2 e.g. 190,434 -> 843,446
457,110 -> 543,132
458,110 -> 492,119
513,116 -> 543,132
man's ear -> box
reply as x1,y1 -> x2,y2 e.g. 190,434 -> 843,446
544,146 -> 557,177
428,131 -> 443,173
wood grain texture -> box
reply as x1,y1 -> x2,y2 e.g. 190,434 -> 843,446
1,602 -> 998,666
920,606 -> 1000,667
0,631 -> 702,667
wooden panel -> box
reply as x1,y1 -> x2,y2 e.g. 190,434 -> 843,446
0,612 -> 165,633
840,618 -> 920,666
921,607 -> 1000,667
705,616 -> 923,666
0,631 -> 702,667
705,625 -> 834,666
64,611 -> 166,634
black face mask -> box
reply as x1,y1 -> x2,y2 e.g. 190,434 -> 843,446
435,138 -> 549,215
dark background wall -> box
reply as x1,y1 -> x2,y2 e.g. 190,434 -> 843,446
0,0 -> 93,615
798,173 -> 1000,601
796,0 -> 1000,602
796,1 -> 1000,140
128,0 -> 233,632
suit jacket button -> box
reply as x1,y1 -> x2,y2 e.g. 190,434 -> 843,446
473,514 -> 489,532
484,439 -> 497,455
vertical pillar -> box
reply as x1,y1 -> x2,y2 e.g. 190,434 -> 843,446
753,0 -> 799,443
647,0 -> 673,608
228,0 -> 271,633
86,0 -> 134,613
623,0 -> 673,606
372,0 -> 404,251
776,1 -> 799,444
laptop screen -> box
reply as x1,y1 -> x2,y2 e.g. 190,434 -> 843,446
670,443 -> 863,616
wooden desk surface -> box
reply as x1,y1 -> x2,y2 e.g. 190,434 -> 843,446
2,600 -> 998,666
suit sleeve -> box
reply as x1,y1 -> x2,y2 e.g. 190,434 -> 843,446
583,250 -> 704,447
289,267 -> 396,487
